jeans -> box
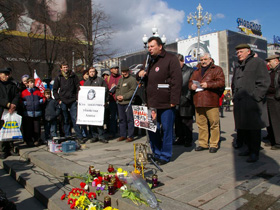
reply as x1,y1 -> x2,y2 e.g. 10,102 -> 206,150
60,101 -> 82,138
90,126 -> 105,140
44,119 -> 57,140
148,108 -> 175,162
117,104 -> 134,138
108,101 -> 118,136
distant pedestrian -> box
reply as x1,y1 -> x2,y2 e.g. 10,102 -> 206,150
265,54 -> 280,150
116,68 -> 137,142
232,44 -> 270,162
224,90 -> 232,111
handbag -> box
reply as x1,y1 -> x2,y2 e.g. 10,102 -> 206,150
0,112 -> 23,141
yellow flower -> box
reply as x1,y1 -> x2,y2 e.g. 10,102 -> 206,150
88,203 -> 96,210
123,170 -> 128,177
103,207 -> 113,210
117,168 -> 123,173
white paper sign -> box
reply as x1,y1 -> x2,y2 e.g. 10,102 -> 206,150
77,86 -> 105,126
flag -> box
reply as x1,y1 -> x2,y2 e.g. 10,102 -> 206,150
34,70 -> 45,94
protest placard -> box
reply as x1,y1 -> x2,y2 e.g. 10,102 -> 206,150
77,86 -> 105,126
132,105 -> 157,133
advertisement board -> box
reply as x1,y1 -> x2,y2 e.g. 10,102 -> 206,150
177,32 -> 219,68
0,0 -> 92,80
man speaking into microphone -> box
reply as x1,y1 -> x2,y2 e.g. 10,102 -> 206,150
137,36 -> 182,165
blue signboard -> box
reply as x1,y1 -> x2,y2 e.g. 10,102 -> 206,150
274,35 -> 280,44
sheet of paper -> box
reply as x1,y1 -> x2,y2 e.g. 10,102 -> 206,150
192,80 -> 204,92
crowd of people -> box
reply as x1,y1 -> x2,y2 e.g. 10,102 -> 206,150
0,39 -> 279,165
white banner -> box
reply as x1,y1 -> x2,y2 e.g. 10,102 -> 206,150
132,105 -> 157,133
77,86 -> 105,126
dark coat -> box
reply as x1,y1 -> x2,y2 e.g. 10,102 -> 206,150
0,79 -> 20,117
84,75 -> 109,103
177,64 -> 195,117
232,53 -> 270,129
52,71 -> 80,105
189,63 -> 225,107
137,49 -> 182,109
43,98 -> 61,121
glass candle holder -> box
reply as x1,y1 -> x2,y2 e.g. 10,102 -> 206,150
104,196 -> 111,208
108,182 -> 115,195
152,174 -> 158,188
95,169 -> 100,177
108,164 -> 114,173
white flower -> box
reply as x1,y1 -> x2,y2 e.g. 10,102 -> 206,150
120,185 -> 127,191
97,183 -> 101,187
84,184 -> 89,190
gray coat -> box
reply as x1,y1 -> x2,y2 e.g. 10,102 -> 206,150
232,53 -> 270,129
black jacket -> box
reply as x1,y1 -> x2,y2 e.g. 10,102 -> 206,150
0,78 -> 20,117
43,98 -> 61,121
177,64 -> 195,117
52,71 -> 80,105
84,76 -> 109,103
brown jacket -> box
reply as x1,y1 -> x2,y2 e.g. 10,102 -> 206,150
189,63 -> 225,107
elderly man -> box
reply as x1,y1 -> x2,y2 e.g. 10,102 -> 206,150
232,44 -> 270,162
137,36 -> 182,165
189,52 -> 225,153
265,54 -> 280,150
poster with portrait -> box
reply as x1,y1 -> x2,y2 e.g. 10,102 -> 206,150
77,86 -> 105,126
132,105 -> 157,133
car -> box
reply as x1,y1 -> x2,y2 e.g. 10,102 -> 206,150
129,64 -> 143,75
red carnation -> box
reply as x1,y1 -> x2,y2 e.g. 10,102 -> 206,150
60,194 -> 66,200
116,181 -> 123,189
70,202 -> 75,209
80,182 -> 86,188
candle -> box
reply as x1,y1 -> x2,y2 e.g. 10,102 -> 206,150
108,182 -> 114,195
104,196 -> 111,208
95,169 -> 100,177
152,174 -> 158,188
108,164 -> 114,173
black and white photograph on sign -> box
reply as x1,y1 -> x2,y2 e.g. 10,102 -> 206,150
132,105 -> 157,133
77,86 -> 105,126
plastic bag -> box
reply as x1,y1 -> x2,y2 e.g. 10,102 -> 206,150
0,112 -> 23,141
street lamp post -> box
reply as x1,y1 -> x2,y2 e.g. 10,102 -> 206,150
142,26 -> 167,49
187,3 -> 212,60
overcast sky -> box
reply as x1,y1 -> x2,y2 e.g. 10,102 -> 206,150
94,0 -> 280,55
94,0 -> 185,54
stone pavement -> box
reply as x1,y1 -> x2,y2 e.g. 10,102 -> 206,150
1,110 -> 280,210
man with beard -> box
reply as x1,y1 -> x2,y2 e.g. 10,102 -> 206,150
232,44 -> 270,162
